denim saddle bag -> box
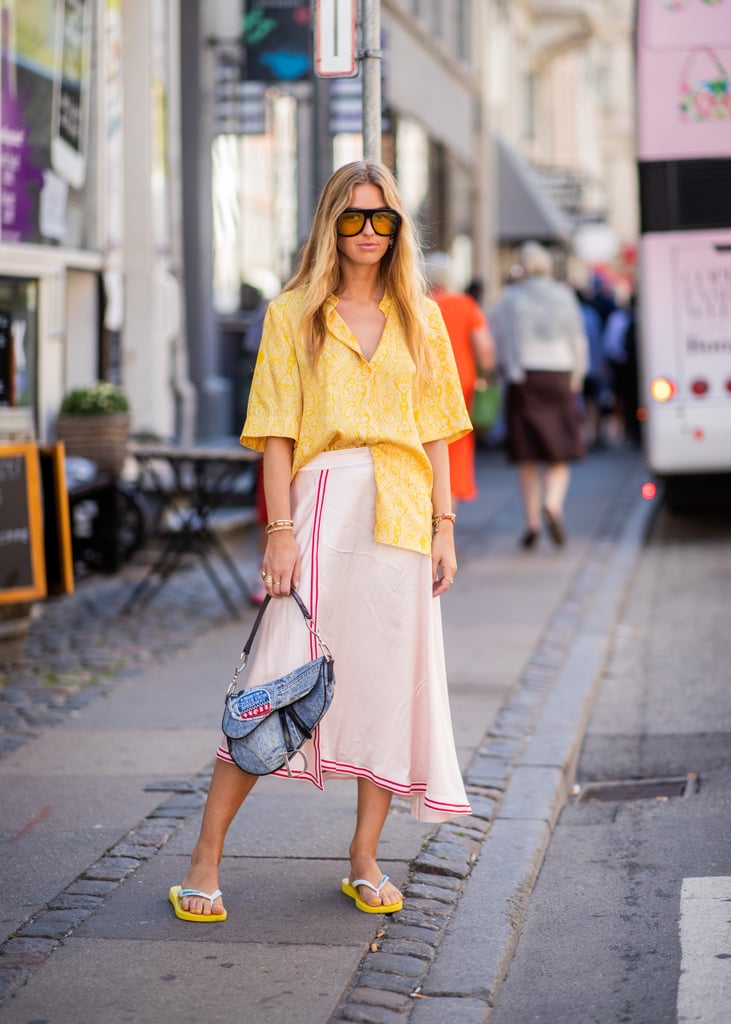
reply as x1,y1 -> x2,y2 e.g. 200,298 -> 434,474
222,590 -> 335,775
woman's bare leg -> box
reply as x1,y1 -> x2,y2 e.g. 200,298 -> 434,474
544,462 -> 570,519
179,758 -> 258,915
518,461 -> 542,532
348,778 -> 402,908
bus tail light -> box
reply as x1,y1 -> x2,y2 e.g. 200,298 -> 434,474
690,379 -> 709,396
641,481 -> 657,500
726,379 -> 731,394
650,377 -> 676,403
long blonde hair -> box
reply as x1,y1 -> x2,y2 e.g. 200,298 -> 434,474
285,160 -> 433,378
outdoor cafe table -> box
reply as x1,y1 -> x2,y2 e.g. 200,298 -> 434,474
122,442 -> 260,616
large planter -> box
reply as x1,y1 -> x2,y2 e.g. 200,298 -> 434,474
56,413 -> 130,476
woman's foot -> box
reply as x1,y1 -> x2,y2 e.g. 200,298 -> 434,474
349,857 -> 402,909
179,864 -> 225,916
542,506 -> 566,546
520,528 -> 539,549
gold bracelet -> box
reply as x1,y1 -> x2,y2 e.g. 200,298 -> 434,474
432,512 -> 456,532
266,519 -> 294,535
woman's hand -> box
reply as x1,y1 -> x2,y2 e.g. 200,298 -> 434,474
261,530 -> 301,598
431,524 -> 457,598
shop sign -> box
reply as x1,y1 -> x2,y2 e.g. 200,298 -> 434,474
242,1 -> 312,82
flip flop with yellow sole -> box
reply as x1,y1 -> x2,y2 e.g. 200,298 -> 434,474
168,885 -> 227,922
340,874 -> 403,914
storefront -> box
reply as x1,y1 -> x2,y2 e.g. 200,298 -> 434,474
0,0 -> 101,442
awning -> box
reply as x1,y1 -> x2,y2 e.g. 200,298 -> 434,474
495,137 -> 572,245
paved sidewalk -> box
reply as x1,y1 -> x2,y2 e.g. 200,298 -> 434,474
0,446 -> 651,1024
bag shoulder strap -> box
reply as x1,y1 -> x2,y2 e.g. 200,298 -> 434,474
243,589 -> 313,658
228,589 -> 325,697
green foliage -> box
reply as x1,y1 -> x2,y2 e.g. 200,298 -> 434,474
59,382 -> 130,416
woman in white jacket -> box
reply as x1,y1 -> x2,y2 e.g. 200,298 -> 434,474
490,242 -> 588,548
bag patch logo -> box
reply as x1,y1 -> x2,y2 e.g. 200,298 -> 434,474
232,687 -> 272,720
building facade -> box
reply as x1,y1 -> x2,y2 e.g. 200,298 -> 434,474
0,0 -> 189,445
0,0 -> 637,448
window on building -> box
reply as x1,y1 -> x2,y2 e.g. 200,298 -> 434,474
411,0 -> 421,18
430,0 -> 441,35
524,73 -> 536,139
395,118 -> 430,229
0,279 -> 38,415
456,0 -> 472,64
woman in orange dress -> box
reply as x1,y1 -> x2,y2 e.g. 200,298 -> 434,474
425,252 -> 495,506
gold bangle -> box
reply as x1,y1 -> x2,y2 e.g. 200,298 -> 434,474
266,519 -> 294,535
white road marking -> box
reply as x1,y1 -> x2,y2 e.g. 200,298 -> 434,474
678,877 -> 731,1024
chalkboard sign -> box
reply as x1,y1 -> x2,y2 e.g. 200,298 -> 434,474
39,443 -> 74,596
0,443 -> 47,603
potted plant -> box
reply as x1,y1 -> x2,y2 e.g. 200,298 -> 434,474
55,381 -> 131,476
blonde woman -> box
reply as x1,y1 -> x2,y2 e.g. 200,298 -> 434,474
170,161 -> 472,923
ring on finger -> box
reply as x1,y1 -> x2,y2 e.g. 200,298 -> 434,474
263,574 -> 273,584
273,579 -> 281,587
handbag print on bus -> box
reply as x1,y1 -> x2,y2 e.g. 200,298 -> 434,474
678,48 -> 730,122
222,589 -> 335,776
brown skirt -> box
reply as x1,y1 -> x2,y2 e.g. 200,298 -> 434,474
506,370 -> 584,463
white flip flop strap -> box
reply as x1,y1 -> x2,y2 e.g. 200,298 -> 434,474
350,874 -> 388,896
180,887 -> 223,910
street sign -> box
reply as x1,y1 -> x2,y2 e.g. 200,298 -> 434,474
315,0 -> 357,78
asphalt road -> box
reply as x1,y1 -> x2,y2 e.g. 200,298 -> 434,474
489,502 -> 731,1024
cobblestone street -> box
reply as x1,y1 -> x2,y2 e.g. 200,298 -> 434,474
0,528 -> 260,759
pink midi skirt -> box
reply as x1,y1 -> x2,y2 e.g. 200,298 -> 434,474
217,446 -> 471,823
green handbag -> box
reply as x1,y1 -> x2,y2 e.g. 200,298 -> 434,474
471,373 -> 502,430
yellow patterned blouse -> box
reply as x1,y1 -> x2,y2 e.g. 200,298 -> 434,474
240,286 -> 472,554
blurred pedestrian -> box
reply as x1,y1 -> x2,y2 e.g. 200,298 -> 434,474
575,289 -> 611,450
489,242 -> 588,548
424,252 -> 495,509
464,277 -> 485,306
603,294 -> 640,446
170,160 -> 472,924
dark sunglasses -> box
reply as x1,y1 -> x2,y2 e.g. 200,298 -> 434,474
336,207 -> 401,237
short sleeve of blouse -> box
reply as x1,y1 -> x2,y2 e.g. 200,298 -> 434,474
239,300 -> 303,452
415,300 -> 473,445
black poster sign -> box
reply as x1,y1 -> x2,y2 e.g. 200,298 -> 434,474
0,443 -> 47,603
242,1 -> 312,82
